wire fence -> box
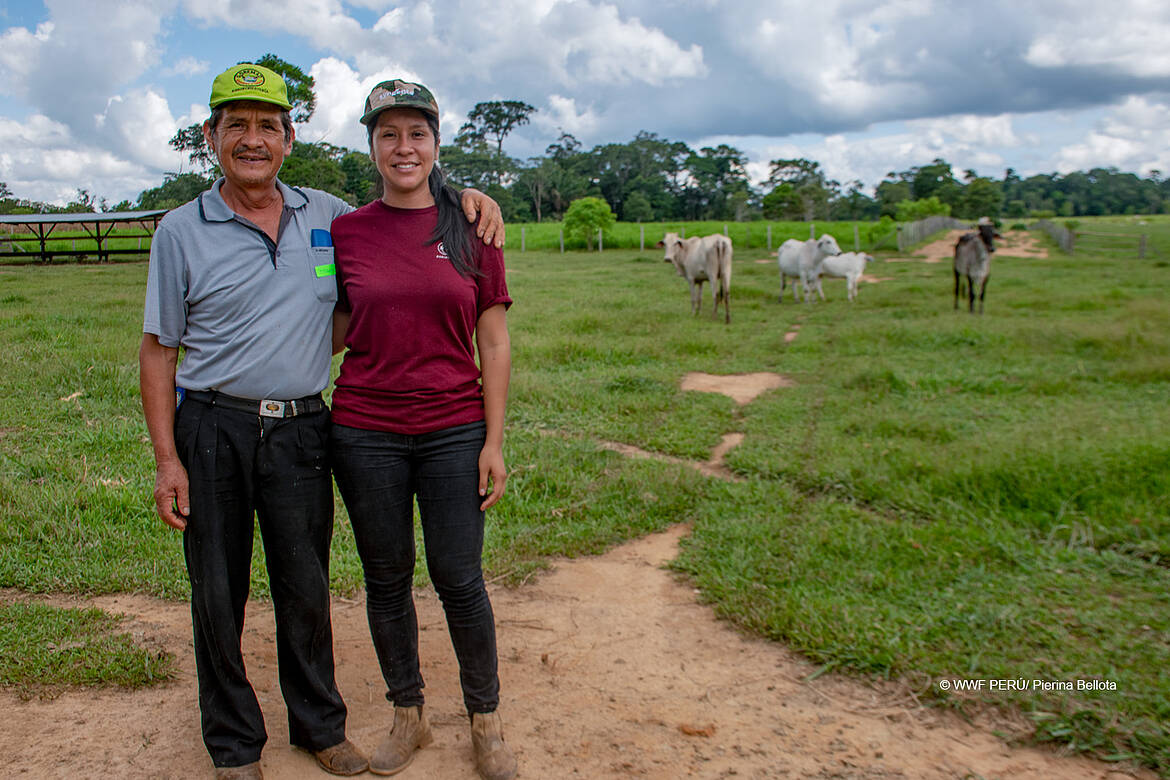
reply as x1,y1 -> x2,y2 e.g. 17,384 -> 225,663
1033,219 -> 1075,253
895,216 -> 969,252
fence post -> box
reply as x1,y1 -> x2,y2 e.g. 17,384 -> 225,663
809,223 -> 815,240
559,229 -> 564,253
1139,234 -> 1147,258
521,226 -> 526,253
853,223 -> 860,251
681,226 -> 686,239
767,224 -> 772,250
1069,231 -> 1075,255
598,228 -> 603,252
640,224 -> 644,252
896,227 -> 904,253
723,223 -> 728,237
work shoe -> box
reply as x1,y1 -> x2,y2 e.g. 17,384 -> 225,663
314,738 -> 369,776
370,705 -> 434,775
471,711 -> 517,780
215,762 -> 262,780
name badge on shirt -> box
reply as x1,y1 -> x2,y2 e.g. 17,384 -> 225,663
315,262 -> 336,278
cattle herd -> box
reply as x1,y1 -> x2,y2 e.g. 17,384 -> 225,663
657,220 -> 1002,323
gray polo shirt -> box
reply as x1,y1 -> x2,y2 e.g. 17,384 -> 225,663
143,178 -> 353,400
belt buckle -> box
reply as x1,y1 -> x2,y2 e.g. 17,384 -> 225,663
260,400 -> 286,418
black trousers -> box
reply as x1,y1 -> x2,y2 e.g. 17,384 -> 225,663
175,397 -> 347,768
331,421 -> 500,715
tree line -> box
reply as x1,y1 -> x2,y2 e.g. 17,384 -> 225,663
3,55 -> 1170,222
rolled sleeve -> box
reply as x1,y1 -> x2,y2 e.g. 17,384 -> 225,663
475,244 -> 512,315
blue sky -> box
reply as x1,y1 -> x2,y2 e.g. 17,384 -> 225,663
3,0 -> 1170,205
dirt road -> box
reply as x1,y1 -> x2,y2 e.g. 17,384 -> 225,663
0,524 -> 1148,779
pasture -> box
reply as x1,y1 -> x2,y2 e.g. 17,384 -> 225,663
0,225 -> 1168,773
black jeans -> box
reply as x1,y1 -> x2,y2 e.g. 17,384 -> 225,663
331,420 -> 500,715
175,397 -> 347,768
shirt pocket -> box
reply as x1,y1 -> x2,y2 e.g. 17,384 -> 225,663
308,246 -> 338,302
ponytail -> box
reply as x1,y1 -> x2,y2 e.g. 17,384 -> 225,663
426,161 -> 481,279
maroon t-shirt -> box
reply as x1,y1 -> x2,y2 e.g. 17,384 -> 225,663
330,201 -> 511,435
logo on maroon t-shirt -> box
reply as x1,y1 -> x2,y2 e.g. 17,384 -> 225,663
436,242 -> 448,261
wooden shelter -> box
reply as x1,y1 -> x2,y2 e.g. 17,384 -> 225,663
0,210 -> 169,263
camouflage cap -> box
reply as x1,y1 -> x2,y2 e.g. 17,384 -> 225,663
360,79 -> 439,126
209,64 -> 292,110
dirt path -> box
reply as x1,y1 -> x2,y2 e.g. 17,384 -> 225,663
0,527 -> 1148,780
2,375 -> 1149,780
888,230 -> 1049,264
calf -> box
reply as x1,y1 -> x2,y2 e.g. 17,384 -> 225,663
814,251 -> 873,302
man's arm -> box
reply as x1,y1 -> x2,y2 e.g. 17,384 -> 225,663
460,189 -> 506,249
139,334 -> 189,530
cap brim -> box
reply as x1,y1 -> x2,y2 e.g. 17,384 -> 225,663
360,104 -> 439,125
210,95 -> 293,110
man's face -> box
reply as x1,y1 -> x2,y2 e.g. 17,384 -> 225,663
204,102 -> 293,190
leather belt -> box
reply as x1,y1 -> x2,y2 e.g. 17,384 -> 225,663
184,389 -> 325,418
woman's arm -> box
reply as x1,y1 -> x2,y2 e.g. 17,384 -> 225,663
475,303 -> 511,510
332,309 -> 351,355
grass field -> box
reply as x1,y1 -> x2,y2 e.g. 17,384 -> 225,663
0,223 -> 1168,773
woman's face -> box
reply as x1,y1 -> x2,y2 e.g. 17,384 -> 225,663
370,107 -> 438,207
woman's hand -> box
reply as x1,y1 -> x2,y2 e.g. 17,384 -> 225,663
478,444 -> 507,511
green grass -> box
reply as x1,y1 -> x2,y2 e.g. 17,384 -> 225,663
0,601 -> 173,695
1,224 -> 1169,773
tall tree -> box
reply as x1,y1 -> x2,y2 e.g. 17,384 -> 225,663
456,101 -> 536,158
767,157 -> 837,221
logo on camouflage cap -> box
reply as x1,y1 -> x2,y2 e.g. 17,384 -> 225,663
360,79 -> 440,125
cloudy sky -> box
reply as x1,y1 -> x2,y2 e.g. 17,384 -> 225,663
3,0 -> 1170,205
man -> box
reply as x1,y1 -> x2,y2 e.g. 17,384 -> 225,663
139,63 -> 503,779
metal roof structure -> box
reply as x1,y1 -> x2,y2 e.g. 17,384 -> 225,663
0,209 -> 170,263
0,209 -> 169,224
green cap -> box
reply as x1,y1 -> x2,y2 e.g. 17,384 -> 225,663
360,79 -> 439,126
209,64 -> 292,110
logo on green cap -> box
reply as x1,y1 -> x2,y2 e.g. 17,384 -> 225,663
234,68 -> 266,88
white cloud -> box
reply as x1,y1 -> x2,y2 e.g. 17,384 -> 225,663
0,114 -> 163,205
1024,7 -> 1170,77
97,88 -> 186,170
535,95 -> 601,140
162,56 -> 209,77
1054,96 -> 1170,175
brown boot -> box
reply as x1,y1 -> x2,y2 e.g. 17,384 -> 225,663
471,711 -> 517,780
314,738 -> 369,776
215,762 -> 262,780
370,705 -> 434,776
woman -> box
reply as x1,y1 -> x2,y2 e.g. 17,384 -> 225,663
329,80 -> 516,780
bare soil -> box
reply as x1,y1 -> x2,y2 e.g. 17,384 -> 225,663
0,528 -> 1149,780
1,373 -> 1149,780
888,230 -> 1049,264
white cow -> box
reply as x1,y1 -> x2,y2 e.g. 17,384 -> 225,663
814,251 -> 873,302
658,232 -> 733,324
776,234 -> 842,303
